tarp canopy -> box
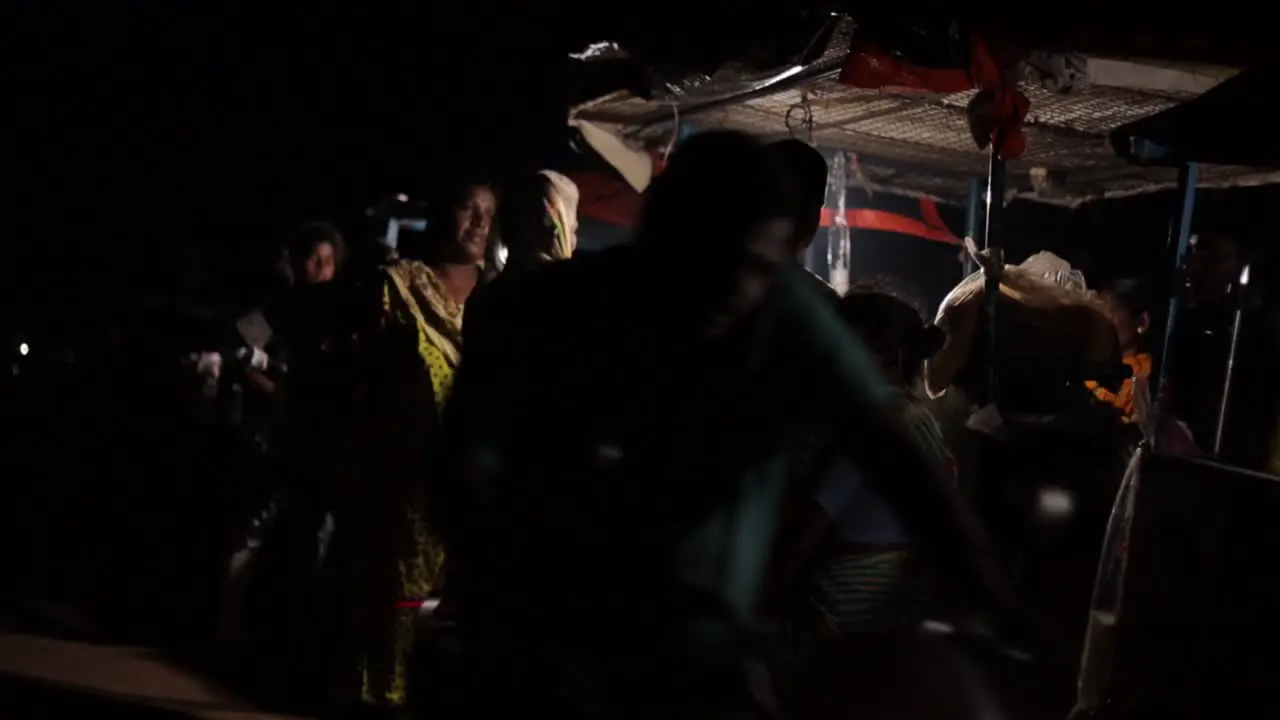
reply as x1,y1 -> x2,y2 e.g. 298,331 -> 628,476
569,16 -> 1280,203
1110,67 -> 1280,170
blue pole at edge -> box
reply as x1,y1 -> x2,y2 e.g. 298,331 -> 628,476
1153,162 -> 1198,418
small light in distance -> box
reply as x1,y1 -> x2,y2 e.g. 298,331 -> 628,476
18,342 -> 29,356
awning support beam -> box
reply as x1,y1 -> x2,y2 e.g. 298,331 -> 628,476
1152,161 -> 1198,441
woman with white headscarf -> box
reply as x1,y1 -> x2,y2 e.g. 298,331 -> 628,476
494,170 -> 580,273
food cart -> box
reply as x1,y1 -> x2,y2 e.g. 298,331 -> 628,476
567,18 -> 1280,718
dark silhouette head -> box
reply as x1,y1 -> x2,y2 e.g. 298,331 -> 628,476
1101,278 -> 1154,354
637,131 -> 798,334
1186,234 -> 1245,305
838,282 -> 945,386
767,139 -> 829,254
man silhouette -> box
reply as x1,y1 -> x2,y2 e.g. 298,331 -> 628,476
435,131 -> 1010,718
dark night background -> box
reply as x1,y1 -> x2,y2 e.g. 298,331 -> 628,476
12,6 -> 572,315
11,5 -> 828,310
13,6 -> 1278,314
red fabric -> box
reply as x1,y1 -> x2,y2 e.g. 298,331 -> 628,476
567,152 -> 664,228
918,197 -> 952,234
837,46 -> 971,94
837,33 -> 1029,160
569,171 -> 645,227
818,207 -> 960,246
966,35 -> 1029,160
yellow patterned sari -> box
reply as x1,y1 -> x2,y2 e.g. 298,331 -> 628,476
343,258 -> 466,709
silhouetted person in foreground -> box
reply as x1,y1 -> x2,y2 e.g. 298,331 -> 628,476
434,131 -> 1013,718
765,140 -> 842,557
767,138 -> 839,303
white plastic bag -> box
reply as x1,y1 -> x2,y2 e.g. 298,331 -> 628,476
1017,250 -> 1090,293
927,243 -> 1112,399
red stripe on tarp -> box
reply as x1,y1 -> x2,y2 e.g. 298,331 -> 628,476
819,208 -> 961,246
570,167 -> 961,245
918,197 -> 952,234
394,600 -> 424,610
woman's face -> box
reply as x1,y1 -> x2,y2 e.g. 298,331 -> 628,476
301,241 -> 337,285
453,185 -> 497,263
1101,291 -> 1145,353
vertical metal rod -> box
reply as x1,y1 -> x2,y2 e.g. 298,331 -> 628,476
964,177 -> 986,278
826,151 -> 851,295
1213,264 -> 1250,456
1213,304 -> 1245,455
983,151 -> 1007,409
1152,162 -> 1199,411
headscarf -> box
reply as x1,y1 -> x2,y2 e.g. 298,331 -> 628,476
498,170 -> 580,270
539,169 -> 580,261
383,259 -> 465,371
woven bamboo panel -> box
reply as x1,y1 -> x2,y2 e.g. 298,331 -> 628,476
574,21 -> 1268,202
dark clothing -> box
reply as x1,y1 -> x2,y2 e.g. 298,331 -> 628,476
1169,304 -> 1233,449
798,265 -> 842,305
280,281 -> 361,481
274,282 -> 362,698
438,244 -> 976,713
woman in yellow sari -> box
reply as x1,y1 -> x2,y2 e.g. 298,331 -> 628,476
337,180 -> 495,716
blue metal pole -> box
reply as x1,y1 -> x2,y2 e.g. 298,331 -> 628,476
1153,162 -> 1198,408
964,177 -> 986,277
